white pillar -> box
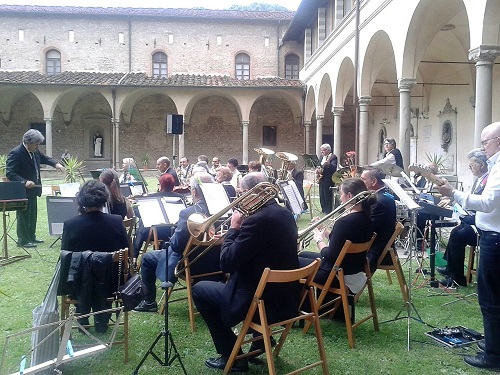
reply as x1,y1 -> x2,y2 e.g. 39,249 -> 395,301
113,118 -> 120,169
315,115 -> 324,158
358,97 -> 371,166
179,119 -> 185,159
333,107 -> 343,160
44,117 -> 53,157
304,121 -> 311,154
469,45 -> 500,147
242,120 -> 249,165
398,78 -> 416,172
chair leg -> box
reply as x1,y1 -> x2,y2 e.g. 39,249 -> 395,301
385,269 -> 393,284
124,311 -> 129,363
466,246 -> 476,285
341,291 -> 355,349
367,279 -> 379,332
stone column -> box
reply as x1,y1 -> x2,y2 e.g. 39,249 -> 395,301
332,107 -> 343,159
315,115 -> 324,158
469,45 -> 500,147
178,118 -> 185,160
304,121 -> 311,154
398,78 -> 416,172
113,118 -> 120,169
44,117 -> 53,157
242,121 -> 249,165
358,97 -> 371,166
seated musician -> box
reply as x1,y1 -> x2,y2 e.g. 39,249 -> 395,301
360,167 -> 397,274
119,157 -> 140,183
438,149 -> 489,287
227,158 -> 241,189
415,163 -> 440,249
299,178 -> 376,292
132,174 -> 185,259
176,156 -> 194,187
99,168 -> 134,219
135,172 -> 215,313
156,156 -> 180,186
370,137 -> 404,170
247,160 -> 262,172
192,173 -> 299,372
61,180 -> 129,332
215,166 -> 236,201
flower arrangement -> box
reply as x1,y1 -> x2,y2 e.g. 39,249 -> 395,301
345,151 -> 356,166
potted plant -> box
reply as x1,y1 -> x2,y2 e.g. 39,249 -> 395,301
142,153 -> 150,170
424,152 -> 447,173
63,156 -> 86,183
0,154 -> 6,179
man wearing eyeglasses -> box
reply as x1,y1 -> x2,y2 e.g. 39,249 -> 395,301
437,122 -> 500,370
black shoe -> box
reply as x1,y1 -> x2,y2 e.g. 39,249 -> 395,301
477,341 -> 486,352
205,356 -> 248,372
436,267 -> 449,276
133,300 -> 158,312
464,352 -> 500,370
439,277 -> 457,289
17,242 -> 36,248
32,238 -> 44,244
248,336 -> 277,358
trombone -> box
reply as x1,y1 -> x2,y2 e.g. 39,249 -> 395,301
297,190 -> 374,251
174,181 -> 280,277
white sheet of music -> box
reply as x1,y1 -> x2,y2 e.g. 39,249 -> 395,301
383,178 -> 421,211
138,198 -> 167,227
162,199 -> 185,224
130,184 -> 144,196
281,181 -> 303,215
201,183 -> 231,216
59,183 -> 80,197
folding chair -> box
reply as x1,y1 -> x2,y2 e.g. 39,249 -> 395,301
376,222 -> 409,303
123,216 -> 137,260
160,235 -> 226,332
466,245 -> 478,285
303,234 -> 378,348
59,248 -> 130,362
224,259 -> 329,375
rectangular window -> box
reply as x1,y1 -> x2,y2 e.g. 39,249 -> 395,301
264,37 -> 270,47
118,32 -> 124,44
18,29 -> 24,42
263,126 -> 277,147
69,30 -> 74,43
168,34 -> 174,44
216,35 -> 222,46
46,59 -> 61,75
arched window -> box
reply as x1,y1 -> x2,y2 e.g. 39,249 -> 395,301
285,54 -> 299,79
152,52 -> 168,78
235,53 -> 250,80
46,49 -> 61,75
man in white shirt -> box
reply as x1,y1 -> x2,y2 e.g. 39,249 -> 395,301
437,122 -> 500,370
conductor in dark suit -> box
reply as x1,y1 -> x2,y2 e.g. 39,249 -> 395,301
360,167 -> 397,273
192,172 -> 299,372
6,129 -> 65,247
317,143 -> 338,214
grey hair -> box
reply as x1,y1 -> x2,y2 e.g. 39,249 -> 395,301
384,138 -> 396,148
190,172 -> 214,197
467,148 -> 488,165
240,172 -> 266,190
320,143 -> 331,152
157,156 -> 170,167
22,129 -> 44,144
362,166 -> 386,183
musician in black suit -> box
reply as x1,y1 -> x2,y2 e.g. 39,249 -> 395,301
156,156 -> 180,187
6,129 -> 65,247
371,137 -> 404,170
317,143 -> 338,214
288,160 -> 308,210
61,180 -> 129,253
192,172 -> 299,372
360,167 -> 397,273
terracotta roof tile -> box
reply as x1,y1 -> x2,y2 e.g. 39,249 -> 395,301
0,71 -> 303,88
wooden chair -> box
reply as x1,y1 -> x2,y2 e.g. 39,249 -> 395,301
224,259 -> 329,375
303,234 -> 377,348
466,245 -> 478,285
123,216 -> 137,260
161,235 -> 226,332
376,222 -> 408,303
59,248 -> 130,362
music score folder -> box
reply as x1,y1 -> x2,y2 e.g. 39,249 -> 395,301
137,196 -> 185,228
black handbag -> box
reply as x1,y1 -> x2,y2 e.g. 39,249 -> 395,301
116,251 -> 147,312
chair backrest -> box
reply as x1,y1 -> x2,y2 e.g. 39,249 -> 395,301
334,233 -> 377,272
177,235 -> 224,279
123,217 -> 137,257
376,222 -> 404,268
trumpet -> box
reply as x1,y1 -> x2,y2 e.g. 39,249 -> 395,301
275,151 -> 298,181
174,181 -> 280,277
297,190 -> 374,251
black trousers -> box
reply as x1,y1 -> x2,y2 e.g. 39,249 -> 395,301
17,195 -> 37,244
443,222 -> 477,285
319,181 -> 333,214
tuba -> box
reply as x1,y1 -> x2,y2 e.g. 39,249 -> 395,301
297,190 -> 374,251
275,152 -> 299,181
174,181 -> 280,276
254,147 -> 275,181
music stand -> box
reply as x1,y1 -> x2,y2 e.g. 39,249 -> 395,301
302,154 -> 320,169
0,182 -> 30,266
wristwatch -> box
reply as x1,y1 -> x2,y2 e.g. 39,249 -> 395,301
315,238 -> 322,244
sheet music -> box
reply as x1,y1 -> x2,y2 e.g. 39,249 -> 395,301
162,198 -> 185,224
130,184 -> 144,196
200,183 -> 231,216
137,198 -> 168,227
59,183 -> 80,197
383,178 -> 421,211
280,181 -> 303,215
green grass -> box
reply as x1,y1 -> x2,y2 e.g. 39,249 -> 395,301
0,178 -> 488,374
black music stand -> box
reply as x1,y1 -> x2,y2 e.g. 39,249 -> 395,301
0,182 -> 30,266
302,154 -> 320,169
132,256 -> 186,374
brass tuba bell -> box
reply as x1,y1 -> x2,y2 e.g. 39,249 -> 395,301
275,152 -> 299,181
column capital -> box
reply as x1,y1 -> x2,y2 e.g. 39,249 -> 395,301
332,106 -> 344,115
398,78 -> 416,92
304,121 -> 311,127
44,117 -> 53,122
359,96 -> 371,106
468,45 -> 500,62
316,115 -> 324,120
241,120 -> 250,126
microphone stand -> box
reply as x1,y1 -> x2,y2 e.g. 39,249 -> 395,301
132,253 -> 186,375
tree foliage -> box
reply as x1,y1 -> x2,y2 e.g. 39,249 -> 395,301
228,3 -> 290,11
